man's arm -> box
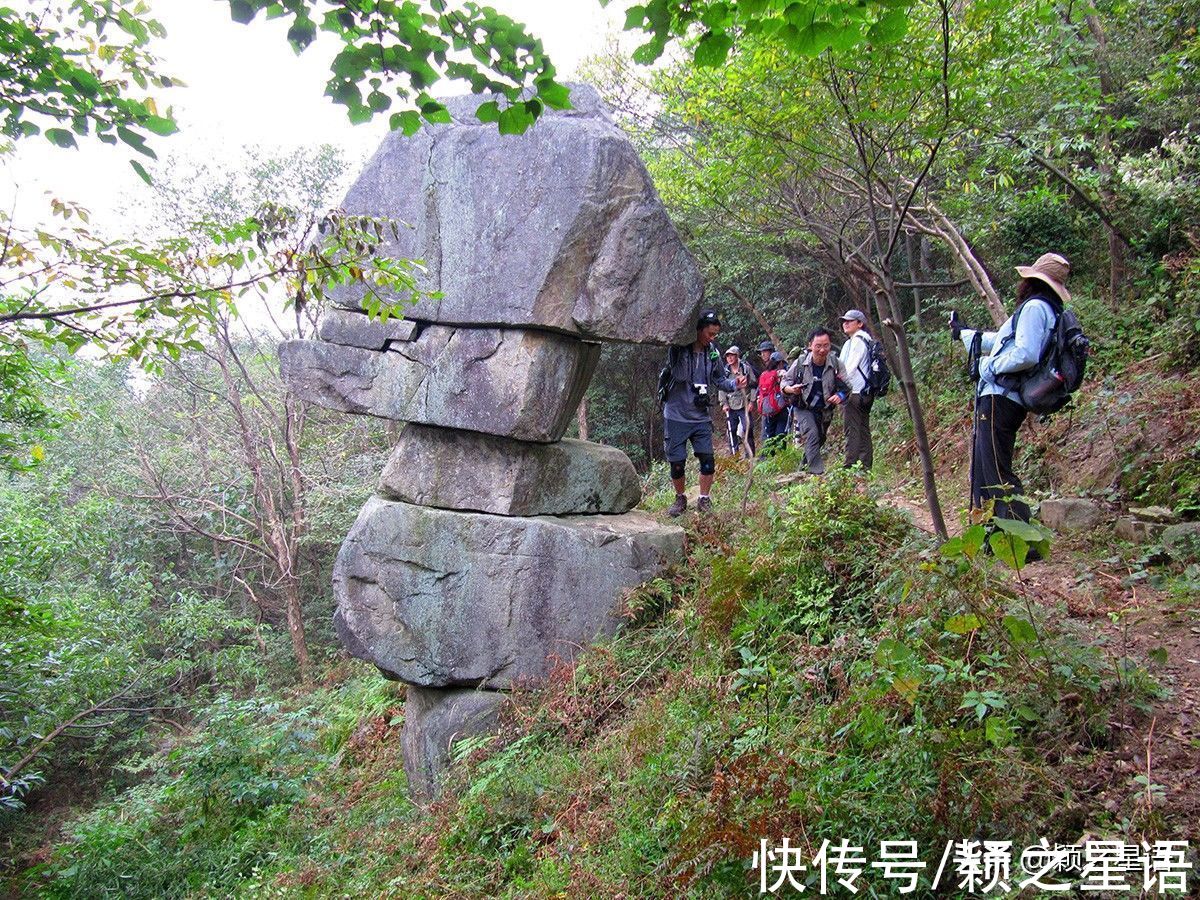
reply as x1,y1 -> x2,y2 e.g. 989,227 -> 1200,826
781,359 -> 801,393
712,356 -> 738,392
981,300 -> 1056,379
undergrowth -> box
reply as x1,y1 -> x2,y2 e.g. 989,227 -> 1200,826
13,472 -> 1169,898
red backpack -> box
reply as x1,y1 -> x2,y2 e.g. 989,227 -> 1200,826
758,368 -> 786,416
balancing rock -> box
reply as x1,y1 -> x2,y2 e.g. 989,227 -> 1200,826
378,424 -> 641,516
279,326 -> 599,443
332,498 -> 683,689
329,84 -> 703,344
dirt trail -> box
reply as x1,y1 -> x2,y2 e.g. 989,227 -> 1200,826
881,489 -> 1200,841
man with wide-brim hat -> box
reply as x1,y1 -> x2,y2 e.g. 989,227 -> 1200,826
953,252 -> 1071,528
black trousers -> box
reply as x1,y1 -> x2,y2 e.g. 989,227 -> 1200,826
970,393 -> 1030,522
843,394 -> 874,470
762,409 -> 790,441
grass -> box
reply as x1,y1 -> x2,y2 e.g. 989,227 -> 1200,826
10,470 -> 1173,899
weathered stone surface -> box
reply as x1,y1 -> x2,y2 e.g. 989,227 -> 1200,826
1162,522 -> 1200,561
1115,516 -> 1164,544
1128,505 -> 1180,525
279,327 -> 599,442
402,686 -> 505,801
1039,498 -> 1105,533
318,308 -> 417,350
330,84 -> 703,344
332,498 -> 684,688
379,424 -> 641,515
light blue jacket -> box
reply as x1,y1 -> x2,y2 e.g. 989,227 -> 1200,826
960,297 -> 1057,406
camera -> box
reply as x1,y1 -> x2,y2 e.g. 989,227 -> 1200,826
691,381 -> 710,410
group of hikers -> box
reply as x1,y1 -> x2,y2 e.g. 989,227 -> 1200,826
660,252 -> 1087,539
717,310 -> 882,470
658,308 -> 883,518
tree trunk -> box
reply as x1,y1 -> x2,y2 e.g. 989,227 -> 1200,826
841,122 -> 949,538
280,572 -> 311,677
870,281 -> 948,539
721,278 -> 785,351
1085,14 -> 1127,304
904,229 -> 924,332
915,203 -> 1007,325
576,395 -> 590,441
214,331 -> 311,681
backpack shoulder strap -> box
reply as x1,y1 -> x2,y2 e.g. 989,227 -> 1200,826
854,331 -> 873,378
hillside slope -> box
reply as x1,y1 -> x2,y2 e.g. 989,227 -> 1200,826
13,444 -> 1197,897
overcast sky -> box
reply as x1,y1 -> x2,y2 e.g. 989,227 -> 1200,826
4,0 -> 624,231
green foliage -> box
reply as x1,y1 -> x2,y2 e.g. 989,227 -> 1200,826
0,351 -> 62,473
8,460 -> 1175,896
222,0 -> 572,134
0,461 -> 268,810
0,340 -> 390,811
0,3 -> 176,163
620,0 -> 916,68
995,190 -> 1093,271
38,696 -> 329,898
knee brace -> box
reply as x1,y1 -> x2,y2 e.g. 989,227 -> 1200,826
669,459 -> 686,480
697,453 -> 716,476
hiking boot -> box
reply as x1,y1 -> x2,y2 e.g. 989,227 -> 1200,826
697,496 -> 713,515
667,494 -> 687,518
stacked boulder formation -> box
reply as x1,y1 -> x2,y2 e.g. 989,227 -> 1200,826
279,85 -> 702,798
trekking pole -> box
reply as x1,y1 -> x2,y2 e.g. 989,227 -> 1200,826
741,451 -> 757,515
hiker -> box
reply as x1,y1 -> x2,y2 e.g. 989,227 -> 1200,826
757,351 -> 791,444
781,328 -> 849,475
756,340 -> 775,373
952,252 -> 1072,524
838,309 -> 876,471
719,346 -> 757,459
753,339 -> 776,444
660,310 -> 744,516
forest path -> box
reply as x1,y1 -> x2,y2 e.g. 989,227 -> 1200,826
880,489 -> 1200,842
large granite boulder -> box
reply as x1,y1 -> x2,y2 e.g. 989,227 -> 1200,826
402,686 -> 506,802
379,424 -> 641,516
279,327 -> 598,443
333,498 -> 684,688
330,84 -> 703,345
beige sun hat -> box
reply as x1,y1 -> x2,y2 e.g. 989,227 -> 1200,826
1016,252 -> 1071,304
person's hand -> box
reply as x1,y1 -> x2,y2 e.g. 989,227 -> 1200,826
722,405 -> 730,413
827,394 -> 842,406
949,310 -> 963,341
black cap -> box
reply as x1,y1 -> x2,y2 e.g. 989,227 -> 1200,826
696,309 -> 721,329
757,340 -> 775,352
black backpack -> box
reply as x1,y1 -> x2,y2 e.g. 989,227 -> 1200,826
996,296 -> 1090,415
657,347 -> 678,405
859,336 -> 891,398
